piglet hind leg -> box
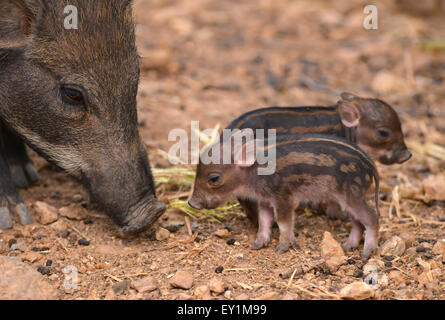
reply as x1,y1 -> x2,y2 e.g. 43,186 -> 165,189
275,202 -> 298,253
349,203 -> 379,259
251,202 -> 273,250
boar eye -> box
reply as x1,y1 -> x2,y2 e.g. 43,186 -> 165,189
61,86 -> 85,105
208,173 -> 222,186
376,128 -> 389,139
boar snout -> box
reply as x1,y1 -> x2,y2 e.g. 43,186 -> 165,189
82,146 -> 165,234
122,196 -> 166,234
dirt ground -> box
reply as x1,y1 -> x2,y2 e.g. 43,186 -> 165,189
1,0 -> 445,300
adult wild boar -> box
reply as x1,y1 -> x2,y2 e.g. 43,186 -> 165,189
0,0 -> 166,233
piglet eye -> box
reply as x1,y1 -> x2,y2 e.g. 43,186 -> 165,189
61,86 -> 84,105
208,173 -> 222,186
376,128 -> 389,138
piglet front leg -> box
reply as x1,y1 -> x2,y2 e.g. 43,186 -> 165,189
252,202 -> 274,250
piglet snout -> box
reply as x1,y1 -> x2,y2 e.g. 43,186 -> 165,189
188,198 -> 203,210
396,148 -> 412,164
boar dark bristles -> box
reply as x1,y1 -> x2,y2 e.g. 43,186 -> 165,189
0,0 -> 166,232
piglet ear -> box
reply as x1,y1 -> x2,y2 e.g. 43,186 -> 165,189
234,139 -> 256,167
338,100 -> 361,128
340,92 -> 360,102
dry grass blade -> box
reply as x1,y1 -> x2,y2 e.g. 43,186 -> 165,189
388,186 -> 401,219
152,167 -> 195,186
421,39 -> 445,50
169,199 -> 243,222
224,268 -> 256,272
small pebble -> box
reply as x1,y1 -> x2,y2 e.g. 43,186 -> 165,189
112,280 -> 130,294
353,269 -> 363,278
59,230 -> 70,238
73,194 -> 83,202
10,242 -> 22,251
209,277 -> 227,294
424,253 -> 433,259
155,227 -> 170,241
226,238 -> 235,245
37,266 -> 51,276
78,238 -> 90,246
83,218 -> 93,225
169,271 -> 194,290
215,266 -> 224,273
214,228 -> 230,239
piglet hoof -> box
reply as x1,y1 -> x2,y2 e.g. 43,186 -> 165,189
341,243 -> 350,252
0,207 -> 13,229
360,247 -> 375,260
290,237 -> 299,250
275,242 -> 290,254
121,200 -> 167,235
251,238 -> 269,250
341,241 -> 359,253
14,203 -> 33,226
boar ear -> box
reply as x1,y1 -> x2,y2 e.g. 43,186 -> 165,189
0,0 -> 39,49
338,100 -> 361,128
234,140 -> 257,167
340,92 -> 361,102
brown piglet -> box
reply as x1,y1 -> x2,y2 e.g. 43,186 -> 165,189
227,92 -> 411,165
226,92 -> 409,223
189,133 -> 380,258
